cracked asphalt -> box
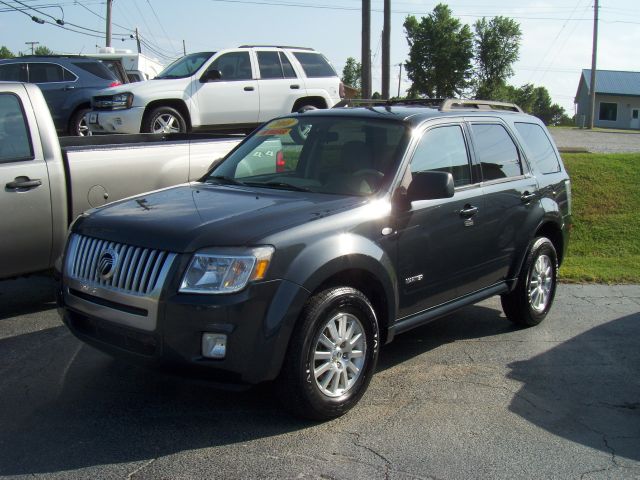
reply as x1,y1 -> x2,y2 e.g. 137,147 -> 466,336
0,276 -> 638,479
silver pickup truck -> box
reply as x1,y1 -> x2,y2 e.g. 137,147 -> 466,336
0,82 -> 243,279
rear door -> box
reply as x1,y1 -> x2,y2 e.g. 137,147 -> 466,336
0,87 -> 53,277
27,62 -> 77,129
467,120 -> 540,284
255,50 -> 305,121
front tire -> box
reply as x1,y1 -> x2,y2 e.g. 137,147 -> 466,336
69,108 -> 92,136
501,237 -> 558,327
142,106 -> 187,134
278,287 -> 379,420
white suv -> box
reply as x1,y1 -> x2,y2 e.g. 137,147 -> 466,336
86,45 -> 344,134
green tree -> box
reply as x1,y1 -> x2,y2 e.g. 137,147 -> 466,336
33,45 -> 54,56
474,16 -> 521,99
0,46 -> 14,59
341,57 -> 361,89
499,83 -> 568,125
404,3 -> 473,98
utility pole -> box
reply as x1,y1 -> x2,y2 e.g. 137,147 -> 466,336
381,0 -> 390,99
134,27 -> 141,53
25,41 -> 39,55
588,0 -> 599,129
397,63 -> 403,98
105,0 -> 113,47
361,0 -> 371,99
183,40 -> 186,56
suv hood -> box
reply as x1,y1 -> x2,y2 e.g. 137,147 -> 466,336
73,184 -> 365,253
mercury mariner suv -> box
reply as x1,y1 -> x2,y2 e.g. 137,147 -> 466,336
58,99 -> 572,420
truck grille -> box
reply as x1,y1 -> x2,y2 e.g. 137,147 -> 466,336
66,234 -> 177,295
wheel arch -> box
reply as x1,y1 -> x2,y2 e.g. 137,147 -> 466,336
291,96 -> 328,112
142,99 -> 191,130
67,102 -> 91,134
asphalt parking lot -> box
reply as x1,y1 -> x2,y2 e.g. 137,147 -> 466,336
0,276 -> 638,479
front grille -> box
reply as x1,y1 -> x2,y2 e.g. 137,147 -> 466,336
67,234 -> 176,295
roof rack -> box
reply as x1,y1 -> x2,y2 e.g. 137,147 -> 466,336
238,45 -> 315,51
333,97 -> 523,113
440,99 -> 523,112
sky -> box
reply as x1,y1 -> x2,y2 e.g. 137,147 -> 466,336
0,0 -> 638,114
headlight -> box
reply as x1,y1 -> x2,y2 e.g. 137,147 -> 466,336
179,246 -> 274,294
110,92 -> 133,110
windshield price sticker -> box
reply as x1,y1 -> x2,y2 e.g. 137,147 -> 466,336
264,118 -> 299,129
258,128 -> 291,136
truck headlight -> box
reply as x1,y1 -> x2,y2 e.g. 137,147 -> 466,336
111,92 -> 133,110
179,246 -> 274,294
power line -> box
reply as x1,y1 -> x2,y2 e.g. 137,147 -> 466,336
145,0 -> 178,54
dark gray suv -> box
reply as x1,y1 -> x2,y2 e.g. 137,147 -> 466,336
58,99 -> 572,419
0,56 -> 121,135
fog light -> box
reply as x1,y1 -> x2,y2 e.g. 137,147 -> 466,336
202,333 -> 226,359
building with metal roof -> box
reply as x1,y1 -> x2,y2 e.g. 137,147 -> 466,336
575,69 -> 640,130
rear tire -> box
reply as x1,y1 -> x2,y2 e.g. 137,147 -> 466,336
142,106 -> 187,134
501,237 -> 558,327
277,287 -> 379,420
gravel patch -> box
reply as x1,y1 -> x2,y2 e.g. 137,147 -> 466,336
549,128 -> 640,153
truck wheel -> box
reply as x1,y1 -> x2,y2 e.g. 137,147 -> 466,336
501,237 -> 558,327
278,287 -> 379,420
142,106 -> 187,134
69,108 -> 92,136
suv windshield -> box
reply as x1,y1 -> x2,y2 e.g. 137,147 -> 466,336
208,116 -> 409,196
155,52 -> 214,79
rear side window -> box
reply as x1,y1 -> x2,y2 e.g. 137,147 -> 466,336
72,61 -> 116,80
28,63 -> 67,83
292,52 -> 336,78
257,51 -> 283,79
411,125 -> 472,187
471,124 -> 522,181
515,122 -> 561,174
0,63 -> 27,82
0,93 -> 34,163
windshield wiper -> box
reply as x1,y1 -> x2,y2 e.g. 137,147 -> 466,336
245,181 -> 312,192
206,175 -> 246,186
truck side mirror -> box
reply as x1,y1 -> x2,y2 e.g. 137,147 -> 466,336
407,171 -> 455,202
200,69 -> 222,83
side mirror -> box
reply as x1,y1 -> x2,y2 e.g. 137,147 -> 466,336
407,171 -> 455,202
200,69 -> 222,83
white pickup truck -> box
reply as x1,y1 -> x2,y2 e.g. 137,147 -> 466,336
0,82 -> 243,279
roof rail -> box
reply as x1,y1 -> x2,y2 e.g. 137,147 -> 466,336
238,45 -> 315,51
333,98 -> 445,109
440,99 -> 523,113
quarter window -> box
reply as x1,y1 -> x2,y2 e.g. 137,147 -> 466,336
411,125 -> 472,187
292,52 -> 336,78
515,122 -> 560,174
0,93 -> 33,163
598,102 -> 617,121
471,124 -> 522,181
210,52 -> 252,81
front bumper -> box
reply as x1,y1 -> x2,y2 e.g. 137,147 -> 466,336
58,276 -> 310,384
86,107 -> 145,134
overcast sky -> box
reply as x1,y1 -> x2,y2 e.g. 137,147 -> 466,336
0,0 -> 638,113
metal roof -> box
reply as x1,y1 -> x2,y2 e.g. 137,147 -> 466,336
582,69 -> 640,96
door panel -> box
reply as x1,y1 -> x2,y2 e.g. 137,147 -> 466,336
0,92 -> 52,277
256,50 -> 305,122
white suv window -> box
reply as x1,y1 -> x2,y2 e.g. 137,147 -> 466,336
257,51 -> 297,79
292,52 -> 336,78
210,52 -> 252,81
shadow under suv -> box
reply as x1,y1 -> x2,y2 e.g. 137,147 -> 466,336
0,56 -> 121,136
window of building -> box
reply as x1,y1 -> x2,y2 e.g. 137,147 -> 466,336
515,122 -> 561,174
470,124 -> 522,181
411,125 -> 472,187
599,102 -> 617,121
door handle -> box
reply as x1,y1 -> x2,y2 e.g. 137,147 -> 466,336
521,191 -> 537,203
6,176 -> 42,190
459,205 -> 478,218
64,85 -> 75,91
290,84 -> 300,89
244,86 -> 254,91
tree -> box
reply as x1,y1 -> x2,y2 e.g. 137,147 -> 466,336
404,3 -> 473,98
342,57 -> 361,89
499,83 -> 569,125
0,46 -> 14,59
33,45 -> 54,56
474,16 -> 521,99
